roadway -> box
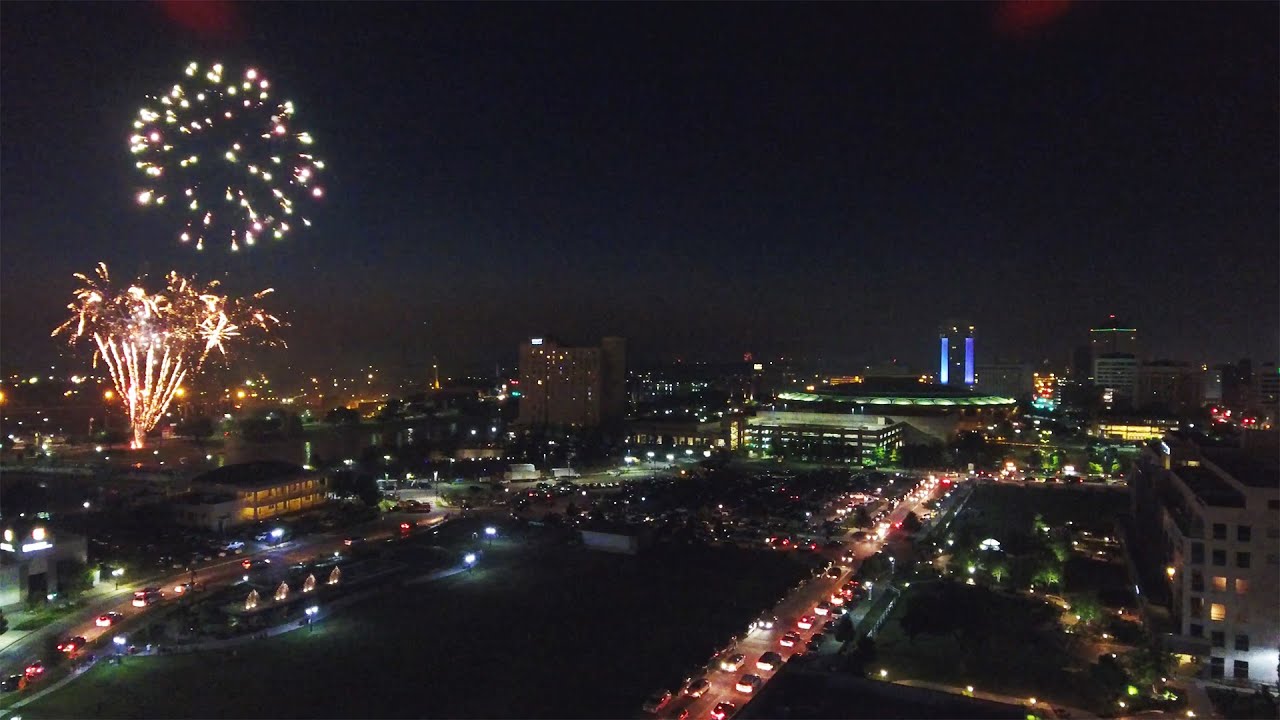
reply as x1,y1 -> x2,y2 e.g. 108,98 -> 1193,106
664,474 -> 949,720
0,509 -> 443,682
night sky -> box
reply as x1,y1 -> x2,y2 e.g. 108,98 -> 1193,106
2,2 -> 1276,378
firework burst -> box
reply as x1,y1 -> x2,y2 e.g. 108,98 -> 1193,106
54,263 -> 282,449
130,61 -> 325,251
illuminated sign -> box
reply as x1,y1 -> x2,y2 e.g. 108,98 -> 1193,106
530,338 -> 543,346
0,543 -> 13,552
21,541 -> 52,552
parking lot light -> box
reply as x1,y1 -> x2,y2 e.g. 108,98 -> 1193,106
464,552 -> 477,569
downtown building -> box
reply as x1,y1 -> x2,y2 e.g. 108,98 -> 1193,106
1090,316 -> 1139,406
516,336 -> 626,429
1128,432 -> 1280,688
939,321 -> 975,387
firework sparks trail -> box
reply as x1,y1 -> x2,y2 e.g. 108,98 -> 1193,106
53,263 -> 282,449
130,61 -> 324,251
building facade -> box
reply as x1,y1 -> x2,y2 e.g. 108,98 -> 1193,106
173,461 -> 328,531
516,337 -> 626,428
1137,361 -> 1204,411
743,411 -> 905,463
939,322 -> 975,387
975,362 -> 1029,399
0,522 -> 90,608
1095,354 -> 1139,406
1129,434 -> 1280,687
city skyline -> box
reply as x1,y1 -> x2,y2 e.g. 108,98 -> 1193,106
2,2 -> 1277,374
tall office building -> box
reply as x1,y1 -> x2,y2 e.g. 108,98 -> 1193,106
516,337 -> 626,428
1090,315 -> 1139,357
975,362 -> 1029,398
939,322 -> 975,387
1090,316 -> 1139,405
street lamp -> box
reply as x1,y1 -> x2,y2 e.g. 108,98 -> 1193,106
305,605 -> 319,632
484,526 -> 496,546
464,552 -> 477,571
270,528 -> 285,542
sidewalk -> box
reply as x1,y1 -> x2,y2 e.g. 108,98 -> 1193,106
894,677 -> 1098,719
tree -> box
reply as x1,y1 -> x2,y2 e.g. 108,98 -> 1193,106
833,615 -> 854,644
0,609 -> 7,636
1026,449 -> 1043,470
853,506 -> 873,529
1072,593 -> 1103,628
176,415 -> 215,441
900,511 -> 924,534
324,407 -> 360,425
989,563 -> 1009,585
846,637 -> 878,677
56,561 -> 94,599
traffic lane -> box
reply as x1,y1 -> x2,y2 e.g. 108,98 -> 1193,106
672,484 -> 948,719
3,512 -> 422,674
678,570 -> 853,719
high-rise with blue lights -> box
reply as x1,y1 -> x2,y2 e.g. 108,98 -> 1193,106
939,322 -> 975,386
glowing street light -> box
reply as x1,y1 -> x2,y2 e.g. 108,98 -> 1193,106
464,552 -> 477,570
270,528 -> 285,541
305,604 -> 319,632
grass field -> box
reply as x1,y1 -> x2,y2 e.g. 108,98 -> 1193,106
873,580 -> 1105,712
21,534 -> 808,719
955,484 -> 1128,535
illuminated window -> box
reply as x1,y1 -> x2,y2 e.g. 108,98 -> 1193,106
1212,576 -> 1227,592
1235,578 -> 1249,594
1210,603 -> 1226,622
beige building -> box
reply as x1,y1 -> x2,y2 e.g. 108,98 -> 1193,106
516,337 -> 625,428
1130,433 -> 1280,687
173,461 -> 328,531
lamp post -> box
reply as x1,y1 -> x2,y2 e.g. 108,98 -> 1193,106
103,389 -> 115,451
464,552 -> 477,572
484,526 -> 496,547
305,605 -> 319,632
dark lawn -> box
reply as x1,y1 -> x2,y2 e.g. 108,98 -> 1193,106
873,580 -> 1106,713
951,483 -> 1128,538
22,539 -> 808,719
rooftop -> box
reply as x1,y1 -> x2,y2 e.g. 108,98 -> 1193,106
1203,448 -> 1279,491
193,461 -> 309,489
778,380 -> 1015,408
1175,466 -> 1246,508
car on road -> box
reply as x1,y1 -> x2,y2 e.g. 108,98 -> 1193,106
821,619 -> 838,633
829,605 -> 847,618
828,593 -> 844,606
735,674 -> 762,693
779,631 -> 801,647
814,601 -> 832,616
642,690 -> 673,713
684,678 -> 711,698
1,674 -> 21,693
825,566 -> 843,578
23,660 -> 44,678
96,611 -> 124,627
710,702 -> 737,720
132,587 -> 164,607
751,615 -> 776,630
796,614 -> 815,630
56,636 -> 87,654
756,651 -> 783,672
806,633 -> 826,651
719,653 -> 746,672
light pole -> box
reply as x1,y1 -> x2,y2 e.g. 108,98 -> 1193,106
484,526 -> 496,547
305,605 -> 319,632
464,552 -> 477,572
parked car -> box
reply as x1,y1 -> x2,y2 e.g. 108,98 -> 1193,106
642,690 -> 673,713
